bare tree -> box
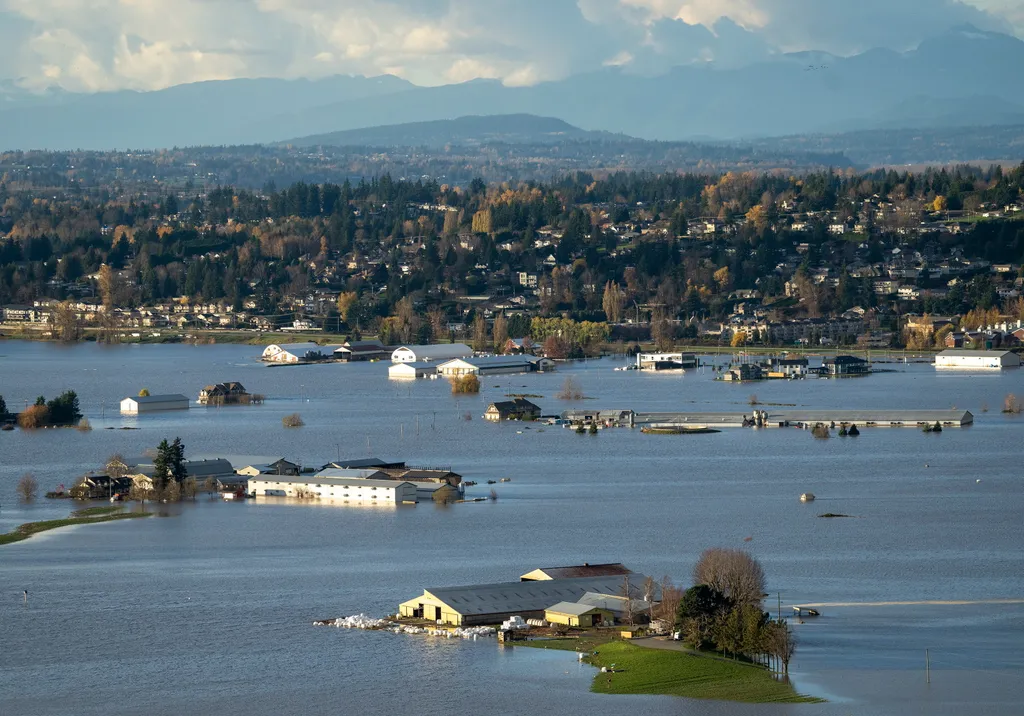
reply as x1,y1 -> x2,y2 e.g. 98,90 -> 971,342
16,473 -> 38,502
766,620 -> 796,674
556,376 -> 584,400
693,548 -> 766,607
128,482 -> 150,507
654,576 -> 684,626
203,477 -> 217,495
182,477 -> 198,501
620,574 -> 636,626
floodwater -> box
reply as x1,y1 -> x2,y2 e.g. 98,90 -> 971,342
1,342 -> 1022,715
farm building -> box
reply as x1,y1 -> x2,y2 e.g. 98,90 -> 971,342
334,340 -> 390,362
544,602 -> 615,628
261,343 -> 330,363
248,475 -> 417,503
437,355 -> 553,376
391,343 -> 473,363
120,394 -> 190,414
935,349 -> 1021,369
484,398 -> 541,422
398,573 -> 652,626
636,352 -> 699,370
388,362 -> 438,379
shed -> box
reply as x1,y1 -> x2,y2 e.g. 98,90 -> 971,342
388,362 -> 438,379
544,602 -> 615,628
521,563 -> 632,581
120,394 -> 190,414
391,343 -> 472,363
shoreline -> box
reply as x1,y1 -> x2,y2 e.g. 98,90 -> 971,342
0,505 -> 152,546
512,636 -> 824,704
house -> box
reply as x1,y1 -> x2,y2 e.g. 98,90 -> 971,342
236,458 -> 301,477
388,362 -> 438,379
821,355 -> 871,376
1,304 -> 39,322
398,573 -> 652,626
722,363 -> 765,382
437,355 -> 552,377
544,602 -> 615,628
935,349 -> 1021,369
770,358 -> 808,378
198,382 -> 249,405
391,343 -> 473,363
261,343 -> 330,363
484,398 -> 542,422
120,394 -> 190,414
334,340 -> 389,362
249,475 -> 417,503
520,563 -> 632,581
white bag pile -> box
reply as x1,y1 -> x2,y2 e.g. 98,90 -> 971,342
500,616 -> 530,631
322,614 -> 392,629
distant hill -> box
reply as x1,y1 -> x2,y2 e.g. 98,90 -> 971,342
282,114 -> 622,148
749,124 -> 1024,166
3,24 -> 1024,151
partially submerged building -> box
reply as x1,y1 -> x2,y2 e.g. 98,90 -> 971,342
398,572 -> 652,626
437,355 -> 553,377
249,474 -> 417,504
120,394 -> 190,414
391,344 -> 473,363
334,340 -> 390,362
484,398 -> 542,422
261,343 -> 331,363
935,349 -> 1021,369
636,353 -> 699,370
388,362 -> 438,380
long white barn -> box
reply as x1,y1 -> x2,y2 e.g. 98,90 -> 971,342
248,475 -> 417,504
935,349 -> 1020,369
120,394 -> 190,414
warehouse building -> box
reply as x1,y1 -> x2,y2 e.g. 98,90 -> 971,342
398,573 -> 652,626
437,355 -> 553,376
544,602 -> 615,628
120,394 -> 190,414
935,349 -> 1021,369
248,474 -> 417,504
388,361 -> 438,379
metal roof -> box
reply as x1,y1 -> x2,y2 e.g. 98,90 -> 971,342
124,394 -> 189,403
439,355 -> 540,368
938,349 -> 1016,358
312,468 -> 390,480
392,344 -> 473,360
523,563 -> 632,580
545,601 -> 607,617
266,343 -> 324,354
250,475 -> 411,489
420,575 -> 650,617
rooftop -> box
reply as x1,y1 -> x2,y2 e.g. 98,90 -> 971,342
124,394 -> 189,403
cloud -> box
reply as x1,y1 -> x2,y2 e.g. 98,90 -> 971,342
0,0 -> 1019,93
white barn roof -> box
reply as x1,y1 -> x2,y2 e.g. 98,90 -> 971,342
392,344 -> 472,362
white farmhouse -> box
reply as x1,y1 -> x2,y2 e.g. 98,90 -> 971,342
391,343 -> 472,363
935,350 -> 1021,369
120,394 -> 190,414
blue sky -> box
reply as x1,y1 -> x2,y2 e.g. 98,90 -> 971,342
0,0 -> 1020,92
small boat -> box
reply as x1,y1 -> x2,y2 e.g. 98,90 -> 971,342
800,493 -> 816,502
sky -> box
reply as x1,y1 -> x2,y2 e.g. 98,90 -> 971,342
0,0 -> 1021,93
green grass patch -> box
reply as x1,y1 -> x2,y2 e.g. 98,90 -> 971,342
520,639 -> 821,704
0,507 -> 151,546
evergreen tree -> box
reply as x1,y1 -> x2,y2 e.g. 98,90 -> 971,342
170,437 -> 187,484
153,439 -> 171,493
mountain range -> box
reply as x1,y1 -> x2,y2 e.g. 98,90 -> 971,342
2,24 -> 1024,151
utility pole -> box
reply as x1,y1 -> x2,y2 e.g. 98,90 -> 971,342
926,649 -> 931,684
778,593 -> 782,621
